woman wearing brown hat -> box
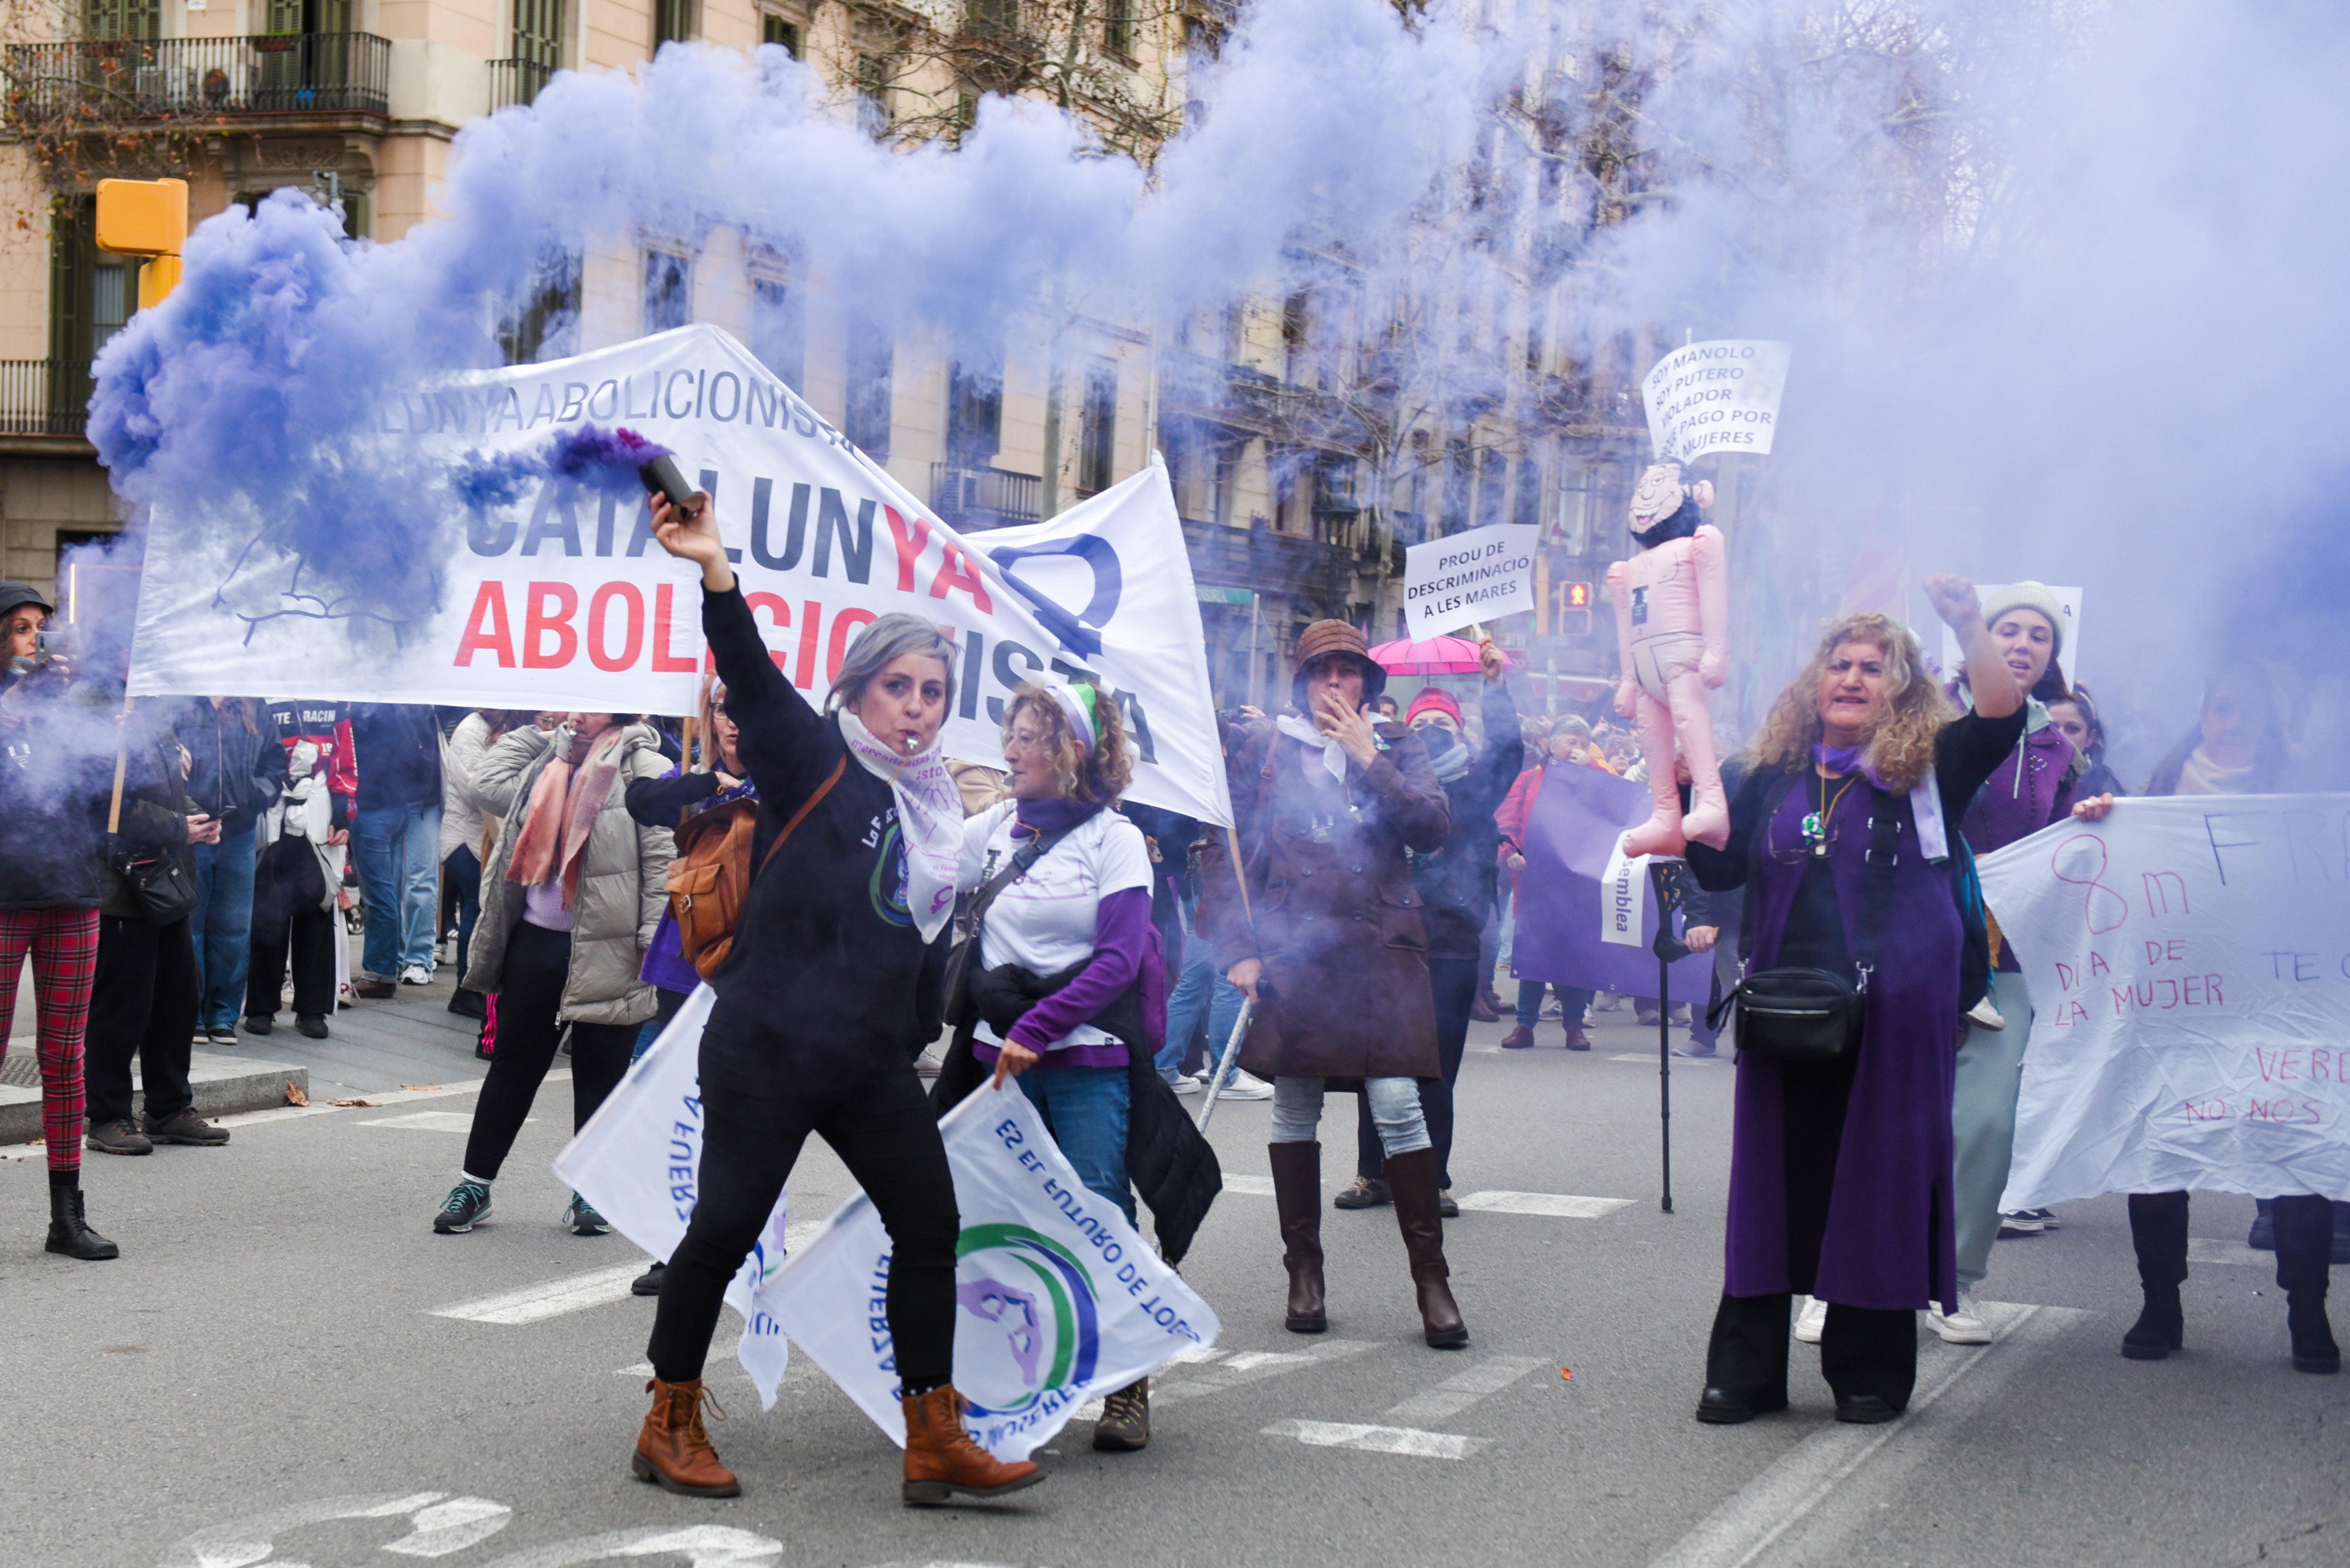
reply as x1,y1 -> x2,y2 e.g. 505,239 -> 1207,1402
1199,620 -> 1465,1348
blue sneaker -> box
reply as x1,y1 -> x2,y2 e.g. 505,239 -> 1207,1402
434,1180 -> 492,1234
563,1193 -> 613,1237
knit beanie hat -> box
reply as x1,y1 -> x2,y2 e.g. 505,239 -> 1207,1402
1291,620 -> 1386,706
1978,581 -> 2066,657
1405,687 -> 1463,727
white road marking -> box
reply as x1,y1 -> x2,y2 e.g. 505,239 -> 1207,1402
1380,1354 -> 1550,1424
1645,1301 -> 2090,1568
1453,1190 -> 1635,1219
431,1265 -> 647,1325
1222,1174 -> 1277,1196
1261,1418 -> 1491,1459
362,1110 -> 502,1132
1610,1052 -> 1717,1065
2187,1237 -> 2274,1267
1150,1337 -> 1376,1408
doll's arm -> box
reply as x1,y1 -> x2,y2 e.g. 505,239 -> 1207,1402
1605,560 -> 1638,717
1693,526 -> 1730,689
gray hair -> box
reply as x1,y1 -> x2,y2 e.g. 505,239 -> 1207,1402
1554,715 -> 1593,741
825,612 -> 959,715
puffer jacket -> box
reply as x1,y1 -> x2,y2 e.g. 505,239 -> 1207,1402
461,722 -> 675,1026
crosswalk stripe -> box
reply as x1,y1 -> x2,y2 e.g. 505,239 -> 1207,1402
1261,1419 -> 1491,1459
1453,1190 -> 1634,1219
430,1265 -> 646,1325
1380,1354 -> 1549,1424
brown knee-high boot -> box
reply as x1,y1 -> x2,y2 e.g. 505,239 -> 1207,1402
1269,1141 -> 1327,1333
1386,1147 -> 1467,1348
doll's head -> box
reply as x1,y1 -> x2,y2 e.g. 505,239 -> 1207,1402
1629,461 -> 1715,546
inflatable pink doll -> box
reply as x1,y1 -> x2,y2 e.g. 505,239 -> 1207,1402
1605,461 -> 1730,856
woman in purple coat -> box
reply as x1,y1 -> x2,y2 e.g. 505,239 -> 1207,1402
1685,579 -> 2022,1425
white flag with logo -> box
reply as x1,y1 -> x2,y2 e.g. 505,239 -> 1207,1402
553,985 -> 795,1406
765,1077 -> 1221,1461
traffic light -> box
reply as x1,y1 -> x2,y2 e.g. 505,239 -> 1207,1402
95,177 -> 188,308
1557,580 -> 1594,636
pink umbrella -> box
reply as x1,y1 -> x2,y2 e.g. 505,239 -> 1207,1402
1367,634 -> 1515,675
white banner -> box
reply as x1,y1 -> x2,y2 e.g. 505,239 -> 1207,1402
1979,795 -> 2350,1208
1938,583 -> 2086,689
1599,835 -> 1650,948
1640,340 -> 1793,464
553,986 -> 795,1406
1400,523 -> 1536,639
766,1078 -> 1220,1462
124,324 -> 1231,828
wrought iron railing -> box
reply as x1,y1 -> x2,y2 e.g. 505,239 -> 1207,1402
2,34 -> 392,124
0,360 -> 89,437
487,56 -> 554,110
931,464 -> 1041,530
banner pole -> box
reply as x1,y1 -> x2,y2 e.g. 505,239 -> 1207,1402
1658,946 -> 1674,1215
106,695 -> 135,835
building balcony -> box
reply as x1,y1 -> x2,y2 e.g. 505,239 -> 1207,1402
3,34 -> 392,128
1181,518 -> 1350,612
0,359 -> 89,438
932,464 -> 1041,531
487,56 -> 554,111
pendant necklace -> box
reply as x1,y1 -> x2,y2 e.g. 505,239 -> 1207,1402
1804,770 -> 1860,857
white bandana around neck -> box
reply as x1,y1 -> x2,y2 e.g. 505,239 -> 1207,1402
1275,714 -> 1350,781
836,709 -> 964,942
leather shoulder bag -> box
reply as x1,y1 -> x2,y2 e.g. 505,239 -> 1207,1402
1706,775 -> 1904,1064
668,757 -> 844,979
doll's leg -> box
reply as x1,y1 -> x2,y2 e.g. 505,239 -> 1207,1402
1622,686 -> 1688,859
1669,671 -> 1731,851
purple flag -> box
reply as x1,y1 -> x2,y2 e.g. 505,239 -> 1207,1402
1510,762 -> 1714,1003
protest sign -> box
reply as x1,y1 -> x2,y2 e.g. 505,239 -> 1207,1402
554,985 -> 795,1406
1938,584 -> 2085,688
1978,795 -> 2350,1208
764,1079 -> 1220,1461
1400,523 -> 1536,639
124,323 -> 1231,828
1511,761 -> 1713,1001
1640,340 -> 1793,464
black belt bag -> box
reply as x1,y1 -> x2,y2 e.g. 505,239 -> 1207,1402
1706,779 -> 1903,1065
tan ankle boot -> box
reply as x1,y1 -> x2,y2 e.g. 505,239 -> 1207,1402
631,1377 -> 741,1497
900,1384 -> 1046,1505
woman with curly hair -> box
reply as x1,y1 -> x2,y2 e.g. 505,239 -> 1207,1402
1684,578 -> 2022,1426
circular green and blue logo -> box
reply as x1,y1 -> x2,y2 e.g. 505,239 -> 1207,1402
868,821 -> 913,927
951,1222 -> 1101,1416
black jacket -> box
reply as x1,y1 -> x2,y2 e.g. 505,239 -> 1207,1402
0,670 -> 119,910
163,698 -> 276,832
97,696 -> 198,921
349,704 -> 443,813
1413,681 -> 1522,959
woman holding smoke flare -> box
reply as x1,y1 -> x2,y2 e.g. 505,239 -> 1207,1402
1683,579 -> 2020,1426
637,488 -> 1044,1506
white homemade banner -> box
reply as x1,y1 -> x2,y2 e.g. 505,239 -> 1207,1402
1400,523 -> 1537,639
1979,795 -> 2350,1208
1599,835 -> 1651,948
766,1078 -> 1220,1462
124,323 -> 1231,828
1640,340 -> 1793,464
1938,584 -> 2086,689
553,985 -> 795,1406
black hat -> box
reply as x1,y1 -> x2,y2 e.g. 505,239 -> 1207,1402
0,582 -> 53,620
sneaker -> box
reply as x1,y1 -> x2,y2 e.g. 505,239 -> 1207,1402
207,1026 -> 238,1046
355,980 -> 397,1000
86,1118 -> 153,1156
1092,1375 -> 1151,1452
241,1014 -> 274,1036
434,1180 -> 493,1234
563,1193 -> 613,1236
632,1261 -> 667,1297
1214,1068 -> 1275,1101
1966,996 -> 2006,1031
401,964 -> 433,986
1674,1040 -> 1718,1059
1997,1210 -> 2046,1238
1167,1073 -> 1199,1096
145,1110 -> 230,1147
1500,1025 -> 1535,1050
1793,1294 -> 1828,1344
1439,1188 -> 1459,1219
2028,1207 -> 2060,1230
296,1014 -> 330,1039
1333,1176 -> 1391,1210
1930,1290 -> 1993,1345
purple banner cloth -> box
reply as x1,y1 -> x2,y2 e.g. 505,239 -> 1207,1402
1509,761 -> 1714,1003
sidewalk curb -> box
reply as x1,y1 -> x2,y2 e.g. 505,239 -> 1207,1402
0,1049 -> 309,1145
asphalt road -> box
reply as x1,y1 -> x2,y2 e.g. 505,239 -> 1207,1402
4,995 -> 2346,1568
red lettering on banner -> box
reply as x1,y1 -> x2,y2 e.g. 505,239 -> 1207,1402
795,599 -> 821,689
827,608 -> 877,686
884,506 -> 930,593
651,584 -> 699,672
930,543 -> 993,611
454,582 -> 516,668
524,582 -> 579,668
587,583 -> 645,673
744,592 -> 793,673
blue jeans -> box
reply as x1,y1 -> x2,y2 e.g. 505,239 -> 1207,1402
1160,896 -> 1217,1082
1019,1065 -> 1134,1224
1518,980 -> 1592,1029
1271,1074 -> 1430,1156
188,819 -> 257,1032
1202,974 -> 1247,1090
443,845 -> 482,988
354,801 -> 441,979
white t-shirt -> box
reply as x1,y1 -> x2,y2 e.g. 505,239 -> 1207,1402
957,802 -> 1154,1051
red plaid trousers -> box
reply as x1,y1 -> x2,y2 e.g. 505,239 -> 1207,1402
0,907 -> 98,1171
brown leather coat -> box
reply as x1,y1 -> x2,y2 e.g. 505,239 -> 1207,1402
1200,720 -> 1451,1082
